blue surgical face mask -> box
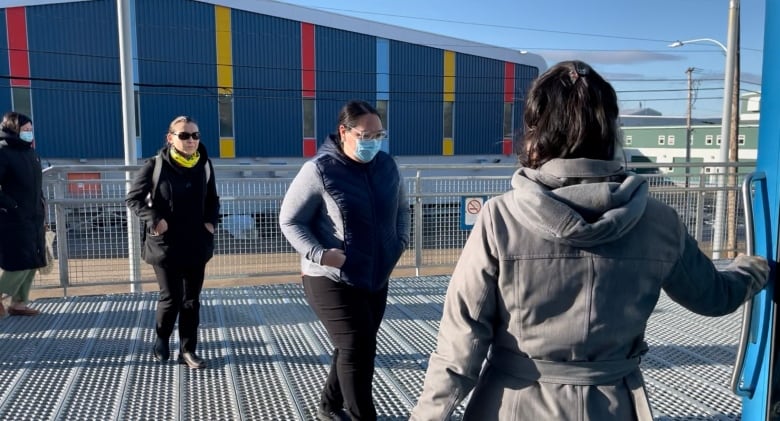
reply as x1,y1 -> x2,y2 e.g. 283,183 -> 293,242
19,131 -> 34,143
354,139 -> 382,162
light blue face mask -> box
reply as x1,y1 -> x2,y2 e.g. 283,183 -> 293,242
19,131 -> 34,143
354,139 -> 382,162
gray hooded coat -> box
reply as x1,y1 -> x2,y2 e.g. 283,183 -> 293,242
410,158 -> 767,421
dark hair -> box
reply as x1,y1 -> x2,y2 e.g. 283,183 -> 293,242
335,100 -> 380,140
519,60 -> 621,169
1,111 -> 32,136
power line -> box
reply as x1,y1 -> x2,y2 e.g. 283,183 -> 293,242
293,5 -> 764,53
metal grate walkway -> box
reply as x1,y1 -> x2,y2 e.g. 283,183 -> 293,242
0,276 -> 743,420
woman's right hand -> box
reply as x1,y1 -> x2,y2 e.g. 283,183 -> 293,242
321,248 -> 346,268
153,218 -> 168,235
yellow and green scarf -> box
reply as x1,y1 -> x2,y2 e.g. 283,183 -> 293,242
170,147 -> 200,168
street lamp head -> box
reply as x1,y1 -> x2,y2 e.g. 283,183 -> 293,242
667,38 -> 727,54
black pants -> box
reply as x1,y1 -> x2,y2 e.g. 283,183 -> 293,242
153,263 -> 206,353
303,275 -> 388,421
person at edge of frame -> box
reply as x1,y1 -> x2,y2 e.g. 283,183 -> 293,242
409,60 -> 770,421
0,111 -> 45,317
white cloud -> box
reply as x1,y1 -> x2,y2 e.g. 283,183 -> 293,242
538,50 -> 682,65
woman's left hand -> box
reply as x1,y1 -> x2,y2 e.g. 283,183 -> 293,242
204,222 -> 215,234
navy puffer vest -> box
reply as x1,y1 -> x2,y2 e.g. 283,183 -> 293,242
315,136 -> 404,291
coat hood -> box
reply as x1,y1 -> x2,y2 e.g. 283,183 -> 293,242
0,127 -> 31,149
510,158 -> 648,247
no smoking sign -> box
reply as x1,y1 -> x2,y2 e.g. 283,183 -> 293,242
460,196 -> 487,230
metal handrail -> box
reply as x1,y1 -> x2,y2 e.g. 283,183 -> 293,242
730,171 -> 765,394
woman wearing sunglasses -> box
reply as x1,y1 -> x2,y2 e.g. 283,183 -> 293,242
280,100 -> 410,420
126,115 -> 219,369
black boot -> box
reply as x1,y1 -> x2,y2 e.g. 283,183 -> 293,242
178,351 -> 206,369
316,407 -> 350,421
152,337 -> 169,362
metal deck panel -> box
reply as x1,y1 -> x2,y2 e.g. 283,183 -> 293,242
0,276 -> 744,420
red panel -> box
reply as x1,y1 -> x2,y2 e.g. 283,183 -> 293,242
303,138 -> 317,157
6,7 -> 30,87
504,62 -> 514,103
502,139 -> 513,156
301,23 -> 316,98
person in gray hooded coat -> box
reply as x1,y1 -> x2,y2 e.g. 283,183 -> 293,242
410,60 -> 770,421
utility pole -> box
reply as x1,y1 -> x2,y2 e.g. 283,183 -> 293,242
726,15 -> 741,258
685,67 -> 694,189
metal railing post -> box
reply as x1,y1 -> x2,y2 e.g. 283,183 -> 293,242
414,170 -> 423,276
53,173 -> 70,295
694,168 -> 706,244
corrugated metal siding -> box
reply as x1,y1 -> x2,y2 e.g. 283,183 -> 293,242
316,26 -> 376,143
390,41 -> 442,155
0,10 -> 11,114
26,2 -> 122,159
454,54 -> 503,155
232,10 -> 301,157
136,0 -> 217,158
513,64 -> 538,140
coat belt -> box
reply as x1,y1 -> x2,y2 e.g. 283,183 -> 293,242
487,347 -> 654,420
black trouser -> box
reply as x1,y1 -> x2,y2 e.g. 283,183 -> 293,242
153,263 -> 206,353
303,275 -> 388,421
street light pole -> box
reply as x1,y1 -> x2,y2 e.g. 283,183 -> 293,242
713,0 -> 740,259
668,0 -> 740,258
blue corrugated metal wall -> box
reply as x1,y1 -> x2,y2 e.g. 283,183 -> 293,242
26,2 -> 122,159
136,0 -> 217,158
454,54 -> 503,155
513,64 -> 539,143
315,26 -> 376,144
0,10 -> 11,116
390,41 -> 442,156
232,10 -> 301,157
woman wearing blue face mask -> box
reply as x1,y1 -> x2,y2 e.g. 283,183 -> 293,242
279,100 -> 410,421
0,111 -> 45,317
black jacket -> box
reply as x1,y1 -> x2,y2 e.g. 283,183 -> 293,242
0,128 -> 46,271
125,143 -> 220,267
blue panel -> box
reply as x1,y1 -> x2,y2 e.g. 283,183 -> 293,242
232,10 -> 301,157
390,41 -> 442,156
740,0 -> 779,417
376,38 -> 389,101
26,1 -> 122,159
316,26 -> 376,145
136,0 -> 217,158
0,10 -> 10,115
513,64 -> 539,142
454,54 -> 503,155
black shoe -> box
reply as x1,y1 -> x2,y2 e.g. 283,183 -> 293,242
153,337 -> 169,362
178,351 -> 206,369
316,407 -> 350,421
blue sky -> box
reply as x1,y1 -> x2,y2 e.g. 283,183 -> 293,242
275,0 -> 764,119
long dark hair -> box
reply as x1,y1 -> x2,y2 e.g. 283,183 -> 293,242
519,60 -> 621,169
335,100 -> 379,141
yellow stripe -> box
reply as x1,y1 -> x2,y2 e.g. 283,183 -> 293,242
443,51 -> 455,102
219,138 -> 235,158
215,5 -> 232,92
442,138 -> 454,156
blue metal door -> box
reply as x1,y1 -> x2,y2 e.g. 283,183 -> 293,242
735,1 -> 780,419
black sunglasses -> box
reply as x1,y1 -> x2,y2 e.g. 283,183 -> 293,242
171,131 -> 200,141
